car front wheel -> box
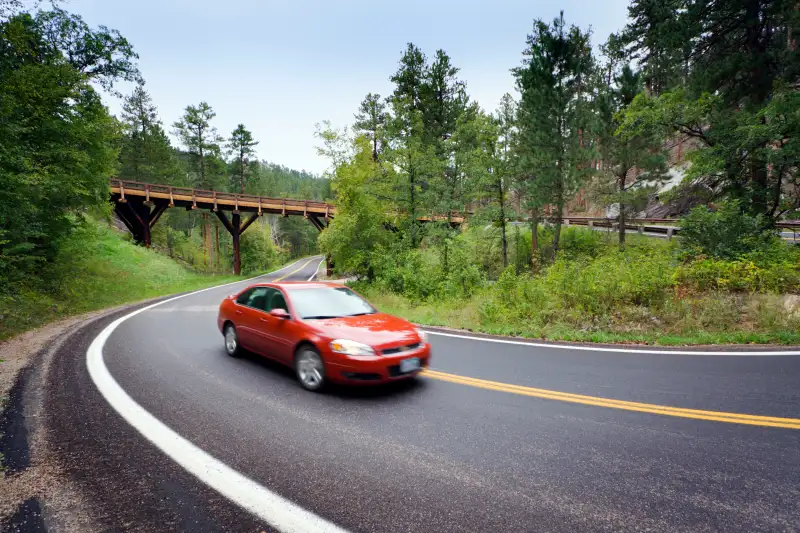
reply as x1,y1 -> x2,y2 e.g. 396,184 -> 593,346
224,324 -> 241,358
295,346 -> 325,392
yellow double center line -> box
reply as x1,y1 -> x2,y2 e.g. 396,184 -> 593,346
273,257 -> 317,282
422,369 -> 800,429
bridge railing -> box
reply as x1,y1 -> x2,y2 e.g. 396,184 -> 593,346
110,178 -> 335,213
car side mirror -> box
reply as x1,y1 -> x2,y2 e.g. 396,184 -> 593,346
269,308 -> 290,319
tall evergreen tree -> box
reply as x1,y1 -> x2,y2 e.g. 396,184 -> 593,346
226,124 -> 258,193
621,0 -> 800,220
597,60 -> 669,247
172,102 -> 222,189
119,84 -> 176,184
387,43 -> 433,247
514,12 -> 596,256
172,102 -> 223,265
353,93 -> 388,162
493,93 -> 518,267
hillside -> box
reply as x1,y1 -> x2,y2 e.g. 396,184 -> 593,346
0,220 -> 244,341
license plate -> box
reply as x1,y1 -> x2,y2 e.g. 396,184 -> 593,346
399,357 -> 421,373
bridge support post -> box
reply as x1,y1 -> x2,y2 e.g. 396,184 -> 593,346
216,210 -> 259,275
114,199 -> 169,248
326,256 -> 334,278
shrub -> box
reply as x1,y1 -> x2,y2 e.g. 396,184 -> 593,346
679,201 -> 778,260
673,258 -> 800,293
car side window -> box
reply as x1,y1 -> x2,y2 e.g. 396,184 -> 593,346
247,287 -> 270,311
264,288 -> 288,312
235,288 -> 254,305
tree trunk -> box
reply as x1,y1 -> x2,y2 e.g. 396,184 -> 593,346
618,174 -> 626,248
498,175 -> 508,268
409,165 -> 417,248
530,208 -> 539,275
552,177 -> 564,257
215,223 -> 221,272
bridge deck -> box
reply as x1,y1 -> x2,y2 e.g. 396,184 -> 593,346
110,179 -> 336,218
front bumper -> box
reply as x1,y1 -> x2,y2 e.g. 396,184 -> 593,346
325,344 -> 432,384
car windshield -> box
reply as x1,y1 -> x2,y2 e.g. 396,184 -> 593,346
288,286 -> 376,319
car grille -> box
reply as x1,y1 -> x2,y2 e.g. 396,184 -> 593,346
382,343 -> 421,356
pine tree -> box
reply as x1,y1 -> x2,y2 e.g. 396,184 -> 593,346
119,83 -> 177,184
514,12 -> 596,256
387,43 -> 433,247
172,102 -> 223,266
494,93 -> 518,267
621,0 -> 800,219
597,59 -> 669,247
353,93 -> 388,162
172,102 -> 222,189
226,124 -> 258,194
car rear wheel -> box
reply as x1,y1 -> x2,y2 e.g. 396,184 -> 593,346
295,347 -> 325,392
224,324 -> 241,358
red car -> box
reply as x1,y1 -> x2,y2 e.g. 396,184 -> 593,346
217,282 -> 431,391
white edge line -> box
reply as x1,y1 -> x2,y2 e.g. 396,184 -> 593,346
86,259 -> 350,533
308,257 -> 325,281
422,330 -> 800,356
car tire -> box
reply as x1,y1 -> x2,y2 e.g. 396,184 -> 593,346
295,346 -> 326,392
224,324 -> 242,358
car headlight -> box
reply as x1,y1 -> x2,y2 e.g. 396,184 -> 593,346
416,328 -> 428,344
330,339 -> 376,357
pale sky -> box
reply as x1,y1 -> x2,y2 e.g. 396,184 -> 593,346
63,0 -> 630,174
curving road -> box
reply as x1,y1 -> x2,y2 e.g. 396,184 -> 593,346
44,256 -> 800,533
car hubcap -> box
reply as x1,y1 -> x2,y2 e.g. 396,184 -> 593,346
297,351 -> 323,388
225,328 -> 237,353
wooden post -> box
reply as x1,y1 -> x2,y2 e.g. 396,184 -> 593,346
326,255 -> 334,278
231,212 -> 241,275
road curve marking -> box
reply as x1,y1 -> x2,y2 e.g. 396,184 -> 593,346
424,330 -> 800,356
308,257 -> 325,281
274,257 -> 316,281
86,258 -> 351,533
422,369 -> 800,429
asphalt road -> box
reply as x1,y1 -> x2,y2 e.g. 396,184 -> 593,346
43,256 -> 800,533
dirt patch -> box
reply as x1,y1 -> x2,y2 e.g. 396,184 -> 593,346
0,306 -> 131,531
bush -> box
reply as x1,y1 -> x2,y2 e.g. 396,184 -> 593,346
240,224 -> 282,275
673,258 -> 800,293
680,201 -> 778,260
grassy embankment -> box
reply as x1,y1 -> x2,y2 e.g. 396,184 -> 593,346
355,228 -> 800,346
0,222 -> 244,341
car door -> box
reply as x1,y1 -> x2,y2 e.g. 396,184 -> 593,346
234,287 -> 271,354
251,287 -> 295,363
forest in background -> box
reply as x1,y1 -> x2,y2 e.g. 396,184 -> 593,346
2,0 -> 800,344
317,0 -> 800,344
0,1 -> 326,336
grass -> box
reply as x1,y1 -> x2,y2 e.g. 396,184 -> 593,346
0,222 -> 245,341
354,226 -> 800,347
365,290 -> 800,346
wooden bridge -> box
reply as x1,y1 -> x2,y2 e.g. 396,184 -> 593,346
110,179 -> 336,275
109,179 -> 469,275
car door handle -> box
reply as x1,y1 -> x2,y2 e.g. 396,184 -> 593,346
259,317 -> 269,323
235,310 -> 243,315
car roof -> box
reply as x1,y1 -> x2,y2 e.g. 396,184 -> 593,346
249,281 -> 346,290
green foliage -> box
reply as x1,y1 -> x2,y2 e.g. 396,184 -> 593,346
673,258 -> 800,294
679,201 -> 777,260
0,11 -> 121,288
172,102 -> 224,188
0,220 -> 239,340
317,136 -> 394,279
621,0 -> 800,219
119,83 -> 179,184
226,124 -> 259,193
513,11 -> 596,254
239,222 -> 282,275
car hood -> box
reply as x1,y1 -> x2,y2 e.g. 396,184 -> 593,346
306,313 -> 419,347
